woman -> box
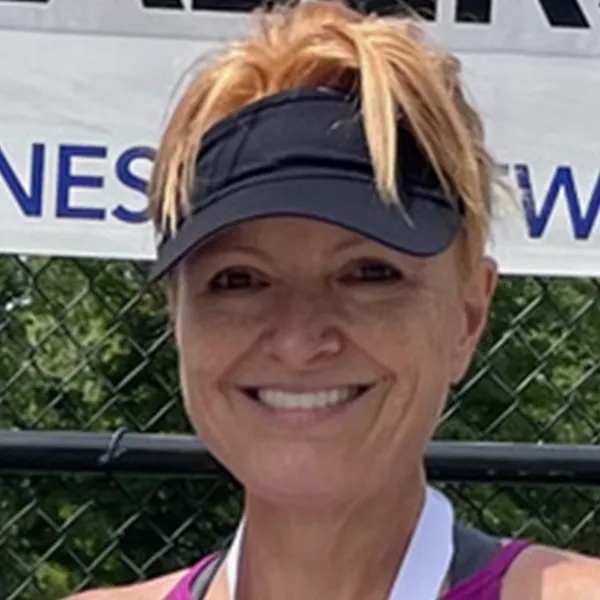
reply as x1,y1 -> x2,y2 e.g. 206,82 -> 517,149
71,2 -> 600,599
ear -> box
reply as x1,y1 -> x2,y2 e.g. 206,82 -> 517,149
450,257 -> 498,384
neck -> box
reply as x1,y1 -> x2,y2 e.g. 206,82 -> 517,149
235,468 -> 427,600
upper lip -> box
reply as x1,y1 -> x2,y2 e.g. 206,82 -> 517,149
236,383 -> 375,394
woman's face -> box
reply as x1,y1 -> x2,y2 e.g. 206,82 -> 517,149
174,217 -> 496,507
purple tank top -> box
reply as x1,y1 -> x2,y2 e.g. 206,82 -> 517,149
163,540 -> 530,600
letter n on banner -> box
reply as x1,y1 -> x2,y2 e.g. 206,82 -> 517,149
0,144 -> 44,217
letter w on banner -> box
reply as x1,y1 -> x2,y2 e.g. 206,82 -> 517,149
0,0 -> 599,276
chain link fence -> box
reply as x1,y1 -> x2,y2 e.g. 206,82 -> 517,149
2,255 -> 600,599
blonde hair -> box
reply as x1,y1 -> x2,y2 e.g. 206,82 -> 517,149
149,0 -> 499,276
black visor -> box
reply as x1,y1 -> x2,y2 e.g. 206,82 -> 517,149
148,88 -> 463,282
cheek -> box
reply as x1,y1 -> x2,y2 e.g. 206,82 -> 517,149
175,299 -> 264,433
355,294 -> 460,436
349,291 -> 458,373
176,293 -> 266,368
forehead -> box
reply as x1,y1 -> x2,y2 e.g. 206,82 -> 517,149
197,217 -> 375,255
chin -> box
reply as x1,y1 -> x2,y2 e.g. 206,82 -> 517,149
237,450 -> 356,509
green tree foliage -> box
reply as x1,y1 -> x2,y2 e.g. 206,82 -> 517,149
438,276 -> 600,559
1,256 -> 600,599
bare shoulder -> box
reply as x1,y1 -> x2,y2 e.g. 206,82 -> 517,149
62,569 -> 189,600
502,544 -> 600,599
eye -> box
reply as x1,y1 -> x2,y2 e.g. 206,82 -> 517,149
208,267 -> 267,292
340,259 -> 403,284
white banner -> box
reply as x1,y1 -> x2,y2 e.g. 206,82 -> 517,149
0,0 -> 599,276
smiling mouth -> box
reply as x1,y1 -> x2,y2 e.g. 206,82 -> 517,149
241,385 -> 372,410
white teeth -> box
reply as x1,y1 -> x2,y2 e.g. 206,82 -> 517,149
256,388 -> 358,409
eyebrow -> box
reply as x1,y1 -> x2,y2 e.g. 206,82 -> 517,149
188,241 -> 273,266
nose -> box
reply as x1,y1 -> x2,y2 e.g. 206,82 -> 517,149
261,290 -> 345,369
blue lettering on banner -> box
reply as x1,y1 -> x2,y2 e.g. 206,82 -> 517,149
2,144 -> 600,242
57,144 -> 107,220
0,142 -> 45,217
114,146 -> 156,224
515,164 -> 600,241
0,143 -> 155,223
